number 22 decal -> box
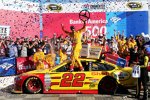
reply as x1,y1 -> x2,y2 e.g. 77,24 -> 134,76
60,73 -> 85,87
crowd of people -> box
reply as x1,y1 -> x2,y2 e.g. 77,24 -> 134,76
0,30 -> 149,67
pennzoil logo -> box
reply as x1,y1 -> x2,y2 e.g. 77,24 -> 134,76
127,2 -> 142,10
47,4 -> 62,12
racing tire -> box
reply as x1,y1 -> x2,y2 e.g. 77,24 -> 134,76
98,76 -> 118,95
23,77 -> 43,94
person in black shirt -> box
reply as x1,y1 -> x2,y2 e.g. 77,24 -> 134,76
129,46 -> 139,67
136,48 -> 149,100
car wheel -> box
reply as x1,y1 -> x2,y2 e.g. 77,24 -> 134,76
98,76 -> 118,95
24,77 -> 42,94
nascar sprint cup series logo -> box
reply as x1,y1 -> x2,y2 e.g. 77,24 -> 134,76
47,4 -> 62,12
127,2 -> 142,10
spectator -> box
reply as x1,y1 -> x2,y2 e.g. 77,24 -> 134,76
7,40 -> 18,57
15,38 -> 22,57
66,41 -> 72,59
128,35 -> 137,49
81,34 -> 87,43
27,39 -> 38,56
118,36 -> 126,57
0,38 -> 6,57
111,47 -> 119,57
136,48 -> 149,100
20,41 -> 28,57
42,38 -> 51,55
129,45 -> 139,67
51,33 -> 57,49
108,40 -> 118,53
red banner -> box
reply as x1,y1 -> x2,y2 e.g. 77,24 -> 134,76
16,57 -> 35,74
105,53 -> 127,68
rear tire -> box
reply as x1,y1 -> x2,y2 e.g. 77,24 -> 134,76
23,77 -> 42,94
98,76 -> 118,95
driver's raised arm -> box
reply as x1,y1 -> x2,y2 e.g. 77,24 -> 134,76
78,21 -> 86,32
61,24 -> 73,37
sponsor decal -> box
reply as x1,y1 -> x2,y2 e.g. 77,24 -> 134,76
89,79 -> 99,82
82,3 -> 105,10
47,4 -> 62,12
44,73 -> 51,91
127,2 -> 142,10
0,76 -> 16,89
18,64 -> 32,70
113,71 -> 130,80
110,17 -> 121,24
0,63 -> 13,70
89,79 -> 99,88
89,83 -> 95,88
0,57 -> 16,76
91,72 -> 109,76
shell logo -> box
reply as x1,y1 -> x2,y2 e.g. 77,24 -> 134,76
47,4 -> 62,12
127,2 -> 142,10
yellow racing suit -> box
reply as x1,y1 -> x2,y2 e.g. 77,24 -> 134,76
70,30 -> 83,70
33,51 -> 45,70
59,49 -> 67,64
45,53 -> 56,69
62,22 -> 86,71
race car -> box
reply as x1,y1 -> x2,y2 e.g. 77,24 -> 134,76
13,58 -> 137,94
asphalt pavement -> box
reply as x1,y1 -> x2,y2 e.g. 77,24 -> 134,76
0,84 -> 149,100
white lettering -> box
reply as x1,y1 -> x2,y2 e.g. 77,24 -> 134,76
0,63 -> 13,70
69,19 -> 108,24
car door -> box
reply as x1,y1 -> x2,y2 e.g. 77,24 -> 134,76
49,61 -> 99,92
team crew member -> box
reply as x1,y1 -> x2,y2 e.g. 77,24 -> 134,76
61,21 -> 86,71
59,48 -> 67,63
45,42 -> 56,69
33,46 -> 45,70
136,48 -> 149,100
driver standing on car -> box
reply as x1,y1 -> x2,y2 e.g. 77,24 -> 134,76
136,48 -> 149,100
61,21 -> 86,71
